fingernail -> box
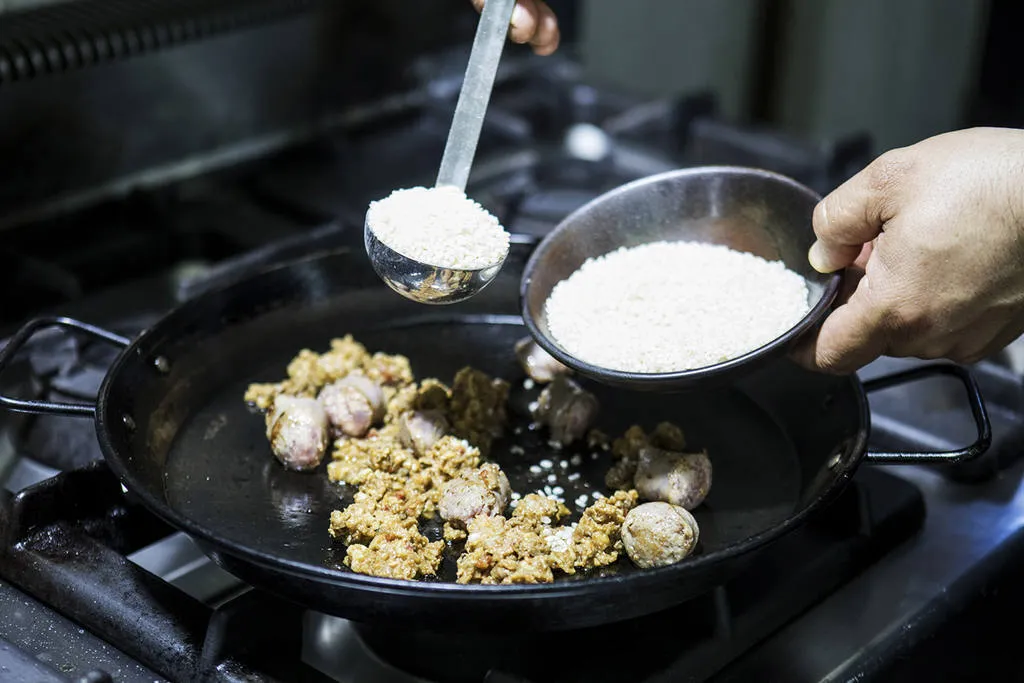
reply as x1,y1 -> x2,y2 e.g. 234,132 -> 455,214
511,3 -> 528,27
808,241 -> 831,273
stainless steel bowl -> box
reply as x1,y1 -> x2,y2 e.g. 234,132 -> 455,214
365,218 -> 506,305
520,166 -> 842,392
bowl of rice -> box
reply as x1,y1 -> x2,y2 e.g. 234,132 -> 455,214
519,166 -> 841,392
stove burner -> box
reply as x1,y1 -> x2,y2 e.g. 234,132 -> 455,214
0,460 -> 924,683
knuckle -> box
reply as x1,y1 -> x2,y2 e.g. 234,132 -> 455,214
885,306 -> 932,346
814,349 -> 846,374
866,148 -> 913,194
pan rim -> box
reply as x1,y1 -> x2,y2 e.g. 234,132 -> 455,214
91,256 -> 870,598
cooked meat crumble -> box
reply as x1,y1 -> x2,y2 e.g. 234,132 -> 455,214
247,335 -> 712,583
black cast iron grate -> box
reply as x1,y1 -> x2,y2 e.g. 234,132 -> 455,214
0,458 -> 924,683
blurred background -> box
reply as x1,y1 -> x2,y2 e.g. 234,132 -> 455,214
1,0 -> 1019,221
0,0 -> 1021,326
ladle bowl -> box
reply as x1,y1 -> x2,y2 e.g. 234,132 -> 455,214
520,165 -> 842,392
365,218 -> 506,305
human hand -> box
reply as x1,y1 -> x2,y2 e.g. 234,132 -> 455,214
792,127 -> 1024,374
470,0 -> 560,56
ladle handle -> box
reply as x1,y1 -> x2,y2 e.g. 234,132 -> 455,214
435,0 -> 517,191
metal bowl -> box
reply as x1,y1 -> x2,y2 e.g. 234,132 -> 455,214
520,166 -> 841,392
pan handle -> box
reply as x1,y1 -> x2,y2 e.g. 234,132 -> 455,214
863,363 -> 991,464
0,316 -> 130,417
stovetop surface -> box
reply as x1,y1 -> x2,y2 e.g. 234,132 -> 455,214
2,54 -> 1024,683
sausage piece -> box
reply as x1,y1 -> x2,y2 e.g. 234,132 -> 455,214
266,395 -> 330,471
531,375 -> 599,446
515,336 -> 571,383
439,463 -> 512,528
319,374 -> 385,437
621,502 -> 699,569
399,410 -> 449,456
633,446 -> 712,510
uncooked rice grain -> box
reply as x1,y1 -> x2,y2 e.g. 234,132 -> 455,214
544,241 -> 811,373
366,185 -> 510,269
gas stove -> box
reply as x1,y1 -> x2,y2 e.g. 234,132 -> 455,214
2,53 -> 1024,683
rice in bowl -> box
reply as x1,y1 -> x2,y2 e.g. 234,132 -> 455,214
543,240 -> 811,374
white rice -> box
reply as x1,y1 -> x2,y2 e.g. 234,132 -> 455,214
366,185 -> 510,270
544,241 -> 811,373
544,524 -> 577,553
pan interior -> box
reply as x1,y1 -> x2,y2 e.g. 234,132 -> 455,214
160,315 -> 803,584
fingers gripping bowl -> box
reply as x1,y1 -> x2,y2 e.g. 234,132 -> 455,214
520,166 -> 842,392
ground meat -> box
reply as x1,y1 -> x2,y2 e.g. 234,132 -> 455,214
319,374 -> 385,437
265,395 -> 330,471
605,422 -> 687,490
244,336 -> 381,409
454,490 -> 638,584
572,489 -> 639,569
318,335 -> 372,380
449,367 -> 510,456
399,410 -> 449,456
415,379 -> 451,412
326,432 -> 414,487
511,493 -> 570,525
633,447 -> 712,510
411,436 -> 483,511
328,471 -> 423,544
384,384 -> 419,424
439,463 -> 511,528
454,494 -> 572,584
531,375 -> 599,446
444,522 -> 468,542
244,381 -> 285,411
621,502 -> 699,569
251,334 -> 710,585
456,515 -> 557,584
363,352 -> 414,387
344,525 -> 444,580
514,336 -> 571,383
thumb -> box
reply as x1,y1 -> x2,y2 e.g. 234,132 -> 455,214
809,156 -> 897,273
792,278 -> 890,374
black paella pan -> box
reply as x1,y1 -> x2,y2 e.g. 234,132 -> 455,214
0,241 -> 990,632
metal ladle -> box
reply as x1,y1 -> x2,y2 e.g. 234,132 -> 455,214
364,0 -> 516,305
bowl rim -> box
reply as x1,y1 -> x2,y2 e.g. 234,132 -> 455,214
518,165 -> 843,386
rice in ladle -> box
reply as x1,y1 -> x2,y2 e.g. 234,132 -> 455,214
544,241 -> 811,373
366,186 -> 510,270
